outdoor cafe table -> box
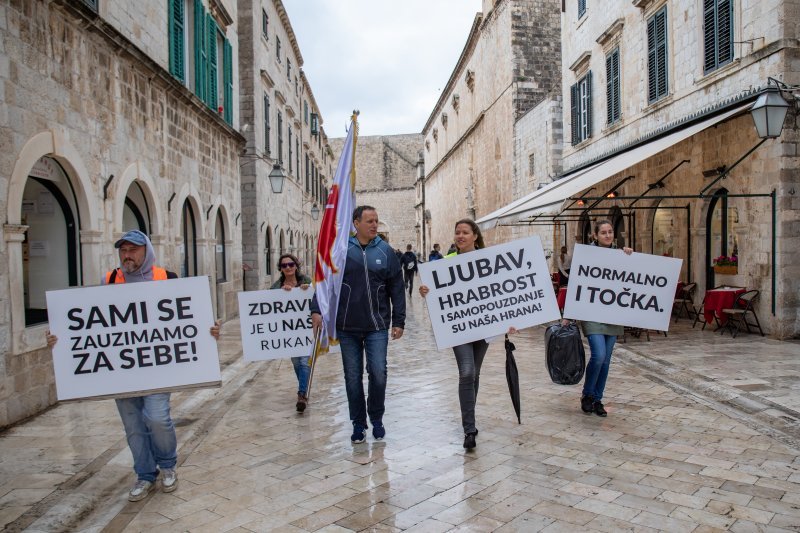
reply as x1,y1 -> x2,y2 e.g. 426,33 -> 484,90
703,286 -> 746,326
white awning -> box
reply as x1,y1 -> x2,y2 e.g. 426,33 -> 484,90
476,104 -> 751,229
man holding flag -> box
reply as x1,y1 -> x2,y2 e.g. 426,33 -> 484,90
310,113 -> 406,444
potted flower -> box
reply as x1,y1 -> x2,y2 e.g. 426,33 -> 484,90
713,255 -> 738,275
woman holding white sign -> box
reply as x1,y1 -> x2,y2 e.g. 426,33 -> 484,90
419,219 -> 516,450
569,220 -> 632,417
271,253 -> 313,412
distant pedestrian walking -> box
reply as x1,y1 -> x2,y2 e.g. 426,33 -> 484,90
428,243 -> 443,261
400,244 -> 418,296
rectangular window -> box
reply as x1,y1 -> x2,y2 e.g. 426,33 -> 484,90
606,48 -> 621,125
168,0 -> 185,82
206,15 -> 218,110
263,93 -> 271,155
193,0 -> 205,100
287,58 -> 291,80
304,101 -> 309,124
277,111 -> 283,164
528,153 -> 535,176
262,9 -> 268,39
276,36 -> 281,62
703,0 -> 733,73
570,71 -> 593,145
288,127 -> 293,174
647,6 -> 669,103
578,0 -> 586,18
305,154 -> 310,192
296,137 -> 300,180
223,37 -> 232,124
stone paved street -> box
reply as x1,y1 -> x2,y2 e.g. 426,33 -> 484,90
2,297 -> 800,532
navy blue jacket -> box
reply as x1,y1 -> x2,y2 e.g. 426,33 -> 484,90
312,235 -> 406,332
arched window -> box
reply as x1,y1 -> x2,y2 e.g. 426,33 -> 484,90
706,188 -> 739,287
21,157 -> 80,326
215,211 -> 226,282
608,206 -> 626,248
181,200 -> 198,277
579,211 -> 591,244
652,203 -> 675,257
265,226 -> 273,275
122,181 -> 151,234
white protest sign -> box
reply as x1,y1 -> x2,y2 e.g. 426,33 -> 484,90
46,277 -> 221,401
237,288 -> 314,361
419,236 -> 561,350
563,244 -> 683,331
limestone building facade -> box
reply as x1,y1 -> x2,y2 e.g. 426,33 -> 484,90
330,133 -> 422,253
421,0 -> 563,250
0,0 -> 245,426
557,0 -> 799,338
238,0 -> 334,291
484,0 -> 799,337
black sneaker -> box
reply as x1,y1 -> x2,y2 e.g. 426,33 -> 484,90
593,401 -> 607,417
372,423 -> 386,441
351,423 -> 367,443
463,432 -> 477,450
581,395 -> 594,413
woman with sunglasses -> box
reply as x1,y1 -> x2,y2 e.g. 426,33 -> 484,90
271,253 -> 313,412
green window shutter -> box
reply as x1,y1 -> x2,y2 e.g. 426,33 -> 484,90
585,70 -> 593,138
647,7 -> 668,103
207,15 -> 218,110
570,83 -> 579,145
718,0 -> 733,66
705,0 -> 733,73
606,49 -> 620,124
168,0 -> 185,82
223,38 -> 233,124
703,0 -> 717,72
194,0 -> 206,102
655,9 -> 668,99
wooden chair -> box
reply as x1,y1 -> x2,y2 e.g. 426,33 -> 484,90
672,282 -> 697,322
720,290 -> 765,338
692,285 -> 725,330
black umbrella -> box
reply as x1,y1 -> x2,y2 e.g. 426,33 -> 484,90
504,335 -> 521,424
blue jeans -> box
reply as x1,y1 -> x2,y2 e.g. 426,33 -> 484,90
582,334 -> 616,402
292,356 -> 310,395
338,329 -> 389,427
115,393 -> 177,482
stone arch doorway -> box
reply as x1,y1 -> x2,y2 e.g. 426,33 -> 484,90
122,181 -> 152,234
21,156 -> 81,326
181,199 -> 199,277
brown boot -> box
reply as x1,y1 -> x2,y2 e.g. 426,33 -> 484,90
296,393 -> 307,412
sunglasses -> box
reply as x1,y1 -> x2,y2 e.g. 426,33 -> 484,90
279,262 -> 296,268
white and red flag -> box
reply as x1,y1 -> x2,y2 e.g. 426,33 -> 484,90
313,113 -> 358,352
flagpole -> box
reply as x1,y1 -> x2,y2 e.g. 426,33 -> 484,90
304,327 -> 321,401
306,110 -> 359,403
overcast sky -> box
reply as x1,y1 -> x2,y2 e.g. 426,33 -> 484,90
282,0 -> 483,138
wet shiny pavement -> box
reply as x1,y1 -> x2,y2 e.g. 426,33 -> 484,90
2,297 -> 800,531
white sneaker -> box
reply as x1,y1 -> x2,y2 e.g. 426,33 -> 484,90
128,479 -> 154,502
161,468 -> 178,493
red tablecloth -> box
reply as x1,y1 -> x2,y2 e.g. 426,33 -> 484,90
703,287 -> 746,325
557,287 -> 567,310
